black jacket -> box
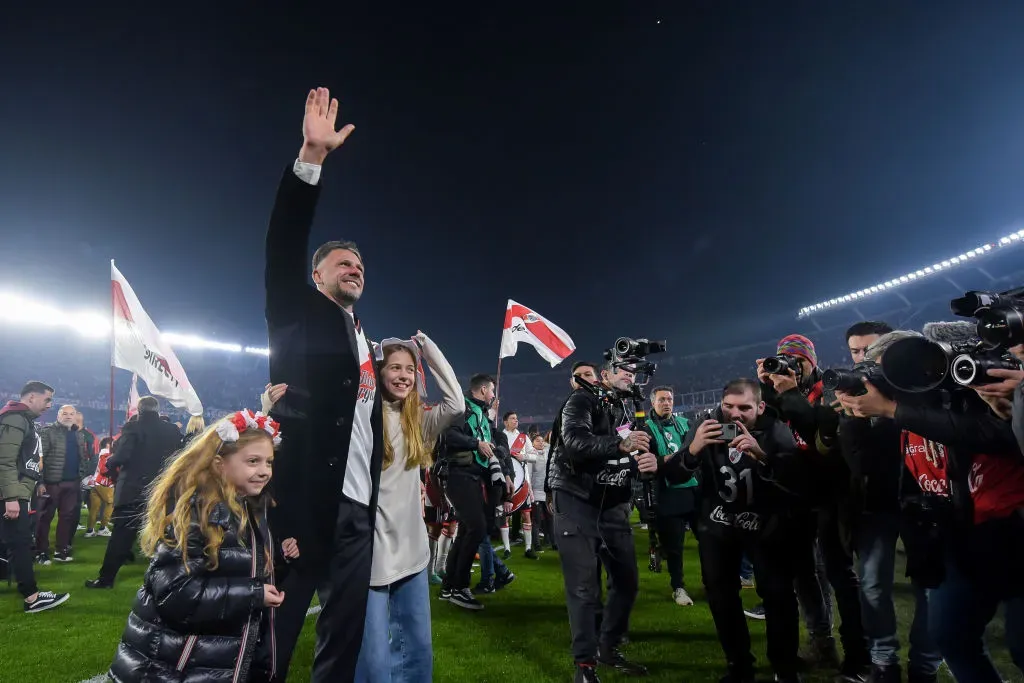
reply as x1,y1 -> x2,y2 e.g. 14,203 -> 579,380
107,412 -> 183,507
666,407 -> 807,536
838,415 -> 915,514
547,387 -> 635,509
264,165 -> 385,565
109,497 -> 276,683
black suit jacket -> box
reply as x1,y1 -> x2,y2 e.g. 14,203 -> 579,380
264,164 -> 385,565
107,412 -> 183,507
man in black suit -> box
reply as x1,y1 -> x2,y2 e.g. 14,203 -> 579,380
266,87 -> 385,683
84,396 -> 182,588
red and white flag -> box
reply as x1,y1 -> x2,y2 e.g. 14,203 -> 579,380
111,261 -> 204,416
499,299 -> 575,368
126,373 -> 141,422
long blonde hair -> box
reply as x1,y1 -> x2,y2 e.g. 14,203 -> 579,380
140,419 -> 274,574
380,345 -> 432,471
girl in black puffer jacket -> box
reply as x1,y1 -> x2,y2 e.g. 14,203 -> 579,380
109,410 -> 296,683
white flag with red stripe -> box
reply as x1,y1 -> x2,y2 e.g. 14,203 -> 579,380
126,373 -> 141,422
499,299 -> 575,367
111,261 -> 204,416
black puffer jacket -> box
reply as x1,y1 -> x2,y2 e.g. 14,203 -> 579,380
109,496 -> 276,683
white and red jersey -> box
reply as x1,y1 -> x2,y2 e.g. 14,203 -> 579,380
504,429 -> 528,460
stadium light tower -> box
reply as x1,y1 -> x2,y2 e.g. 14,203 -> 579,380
796,228 -> 1024,319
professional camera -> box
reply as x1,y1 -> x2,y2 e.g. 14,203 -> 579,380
881,336 -> 1022,392
604,337 -> 667,381
762,354 -> 802,375
822,359 -> 889,397
950,286 -> 1024,350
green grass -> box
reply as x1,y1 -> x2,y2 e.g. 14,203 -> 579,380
0,510 -> 1014,682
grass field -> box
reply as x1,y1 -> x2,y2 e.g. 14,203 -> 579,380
0,510 -> 1013,683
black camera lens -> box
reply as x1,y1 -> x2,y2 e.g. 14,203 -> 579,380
951,352 -> 1022,386
976,306 -> 1024,349
950,291 -> 1002,318
822,368 -> 864,394
763,355 -> 798,375
881,337 -> 952,393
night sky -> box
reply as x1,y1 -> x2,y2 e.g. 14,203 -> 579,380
4,2 -> 1024,375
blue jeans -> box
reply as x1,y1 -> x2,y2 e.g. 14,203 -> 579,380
354,569 -> 432,683
739,553 -> 753,581
929,557 -> 1024,683
478,538 -> 509,585
856,512 -> 941,674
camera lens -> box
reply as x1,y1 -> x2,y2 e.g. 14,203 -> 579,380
614,337 -> 636,356
881,337 -> 952,393
950,354 -> 978,386
976,306 -> 1024,349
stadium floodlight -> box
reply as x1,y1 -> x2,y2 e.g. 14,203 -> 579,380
797,228 -> 1024,318
0,289 -> 270,356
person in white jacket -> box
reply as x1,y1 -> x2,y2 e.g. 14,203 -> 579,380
264,332 -> 462,683
525,432 -> 552,551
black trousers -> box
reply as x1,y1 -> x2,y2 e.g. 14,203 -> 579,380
443,468 -> 488,590
553,491 -> 638,664
699,524 -> 800,679
793,506 -> 869,664
655,514 -> 689,590
531,501 -> 554,549
98,501 -> 144,583
0,500 -> 38,598
272,496 -> 374,683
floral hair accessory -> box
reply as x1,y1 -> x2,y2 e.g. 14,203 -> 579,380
215,409 -> 282,446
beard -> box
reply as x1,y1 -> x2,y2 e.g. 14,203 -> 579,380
326,281 -> 362,307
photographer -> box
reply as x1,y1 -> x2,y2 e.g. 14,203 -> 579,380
664,378 -> 808,683
837,328 -> 941,683
548,360 -> 657,683
839,324 -> 1024,683
758,335 -> 869,678
637,385 -> 698,607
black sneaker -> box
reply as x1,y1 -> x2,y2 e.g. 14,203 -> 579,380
868,664 -> 899,683
835,659 -> 870,683
53,549 -> 73,562
524,549 -> 539,560
501,549 -> 512,560
495,572 -> 516,590
575,663 -> 602,683
85,578 -> 114,589
35,553 -> 51,566
743,603 -> 766,620
597,647 -> 648,676
473,581 -> 496,595
448,588 -> 484,611
24,591 -> 70,613
438,587 -> 452,602
800,636 -> 841,670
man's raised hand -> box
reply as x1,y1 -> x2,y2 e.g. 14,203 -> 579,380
299,87 -> 356,166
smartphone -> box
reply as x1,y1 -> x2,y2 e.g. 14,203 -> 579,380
718,422 -> 740,441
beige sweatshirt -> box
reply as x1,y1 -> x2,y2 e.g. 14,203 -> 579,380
370,334 -> 463,586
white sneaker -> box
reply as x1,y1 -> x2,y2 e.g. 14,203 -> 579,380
84,531 -> 96,538
97,527 -> 112,537
673,587 -> 694,606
